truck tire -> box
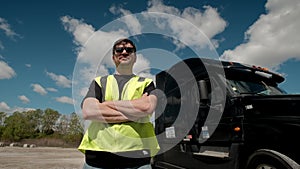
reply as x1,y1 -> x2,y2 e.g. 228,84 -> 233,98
246,149 -> 298,169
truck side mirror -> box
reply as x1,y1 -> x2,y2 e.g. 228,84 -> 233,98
199,80 -> 209,100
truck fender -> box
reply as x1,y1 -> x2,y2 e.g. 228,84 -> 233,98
245,149 -> 299,169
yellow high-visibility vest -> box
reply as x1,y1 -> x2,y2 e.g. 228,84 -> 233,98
78,75 -> 160,156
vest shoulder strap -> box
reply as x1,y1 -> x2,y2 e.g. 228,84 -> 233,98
94,76 -> 101,87
94,75 -> 110,101
94,75 -> 110,88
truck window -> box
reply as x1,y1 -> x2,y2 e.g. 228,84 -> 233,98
227,79 -> 286,95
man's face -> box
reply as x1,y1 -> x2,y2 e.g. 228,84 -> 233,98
113,42 -> 136,67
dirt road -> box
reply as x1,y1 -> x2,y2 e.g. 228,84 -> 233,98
0,146 -> 85,169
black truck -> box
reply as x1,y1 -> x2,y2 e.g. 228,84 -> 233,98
152,57 -> 300,169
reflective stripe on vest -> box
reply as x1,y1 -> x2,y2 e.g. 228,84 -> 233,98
78,75 -> 160,156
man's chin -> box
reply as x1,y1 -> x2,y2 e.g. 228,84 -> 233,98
120,58 -> 132,63
118,60 -> 130,65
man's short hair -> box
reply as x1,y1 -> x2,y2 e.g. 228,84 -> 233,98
112,38 -> 136,55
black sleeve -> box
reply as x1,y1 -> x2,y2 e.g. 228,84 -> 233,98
144,82 -> 160,98
81,80 -> 103,108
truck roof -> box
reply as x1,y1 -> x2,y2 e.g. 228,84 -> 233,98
165,57 -> 285,83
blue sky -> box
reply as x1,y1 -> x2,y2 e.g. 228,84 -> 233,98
0,0 -> 300,115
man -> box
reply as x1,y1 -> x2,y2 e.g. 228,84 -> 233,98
78,38 -> 160,169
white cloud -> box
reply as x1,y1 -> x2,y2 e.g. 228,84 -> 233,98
0,102 -> 35,114
60,15 -> 95,46
55,96 -> 74,105
0,101 -> 10,112
80,87 -> 89,97
46,71 -> 72,88
147,0 -> 181,15
18,95 -> 30,104
181,6 -> 226,48
31,83 -> 47,95
0,60 -> 16,79
221,0 -> 300,70
0,17 -> 19,37
0,17 -> 20,50
47,87 -> 58,92
146,0 -> 227,49
109,5 -> 142,35
133,53 -> 151,75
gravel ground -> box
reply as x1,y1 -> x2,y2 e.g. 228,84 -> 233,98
0,146 -> 85,169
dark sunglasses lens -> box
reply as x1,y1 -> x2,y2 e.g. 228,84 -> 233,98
115,47 -> 134,53
115,48 -> 123,53
125,47 -> 134,53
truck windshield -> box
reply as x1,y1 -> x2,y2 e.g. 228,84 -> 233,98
227,79 -> 286,95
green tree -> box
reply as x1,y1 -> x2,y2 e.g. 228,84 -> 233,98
41,108 -> 60,135
0,112 -> 7,139
62,112 -> 83,143
0,112 -> 6,125
68,112 -> 84,135
2,111 -> 34,141
24,109 -> 43,137
57,114 -> 68,135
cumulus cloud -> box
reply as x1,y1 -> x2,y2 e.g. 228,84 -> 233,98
146,0 -> 227,49
0,61 -> 16,79
46,71 -> 72,88
0,101 -> 34,114
47,88 -> 58,92
221,0 -> 300,70
60,15 -> 95,46
79,87 -> 89,97
133,53 -> 151,75
31,83 -> 47,95
0,101 -> 10,112
55,96 -> 74,105
0,17 -> 20,50
18,95 -> 30,104
0,17 -> 19,37
109,5 -> 142,35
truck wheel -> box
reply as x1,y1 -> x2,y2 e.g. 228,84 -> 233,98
246,150 -> 295,169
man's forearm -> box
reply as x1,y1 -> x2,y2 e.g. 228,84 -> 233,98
104,94 -> 157,117
82,97 -> 131,123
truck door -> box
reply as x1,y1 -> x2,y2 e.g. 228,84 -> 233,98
154,74 -> 242,169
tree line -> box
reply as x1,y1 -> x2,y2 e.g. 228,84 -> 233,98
0,108 -> 84,146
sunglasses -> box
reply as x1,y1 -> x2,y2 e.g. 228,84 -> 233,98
115,47 -> 135,53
